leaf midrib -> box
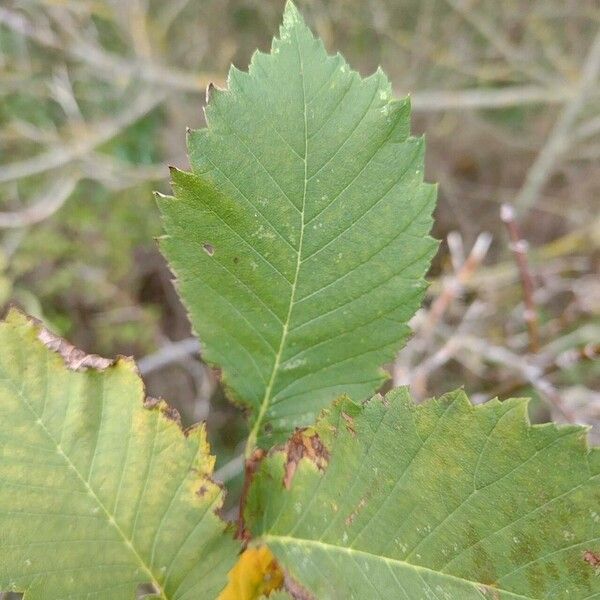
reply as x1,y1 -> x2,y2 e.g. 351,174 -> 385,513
245,27 -> 309,455
260,534 -> 534,600
5,364 -> 169,600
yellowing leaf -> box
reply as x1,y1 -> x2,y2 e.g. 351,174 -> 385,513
0,309 -> 238,599
219,546 -> 284,600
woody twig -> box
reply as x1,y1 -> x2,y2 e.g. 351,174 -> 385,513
501,203 -> 540,353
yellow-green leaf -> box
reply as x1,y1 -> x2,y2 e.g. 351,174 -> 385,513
0,309 -> 238,599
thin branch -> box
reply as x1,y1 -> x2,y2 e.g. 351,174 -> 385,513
0,8 -> 585,113
501,204 -> 540,353
441,0 -> 556,85
0,7 -> 222,92
0,92 -> 166,183
137,337 -> 201,375
409,85 -> 578,111
0,176 -> 77,228
419,231 -> 492,341
514,30 -> 600,215
485,342 -> 600,401
393,232 -> 491,387
410,301 -> 486,397
459,336 -> 577,422
426,216 -> 600,297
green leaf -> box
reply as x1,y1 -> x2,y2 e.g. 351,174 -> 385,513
158,1 -> 437,450
246,389 -> 600,599
0,309 -> 238,600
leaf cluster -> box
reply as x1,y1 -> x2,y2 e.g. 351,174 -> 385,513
0,4 -> 598,599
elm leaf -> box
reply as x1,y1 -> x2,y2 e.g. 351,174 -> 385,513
246,388 -> 600,599
0,309 -> 238,600
158,1 -> 437,450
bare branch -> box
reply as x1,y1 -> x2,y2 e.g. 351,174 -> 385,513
0,92 -> 166,183
409,85 -> 577,111
515,30 -> 600,215
441,0 -> 556,85
0,7 -> 585,113
501,204 -> 540,352
459,336 -> 577,423
0,176 -> 77,228
420,231 -> 492,341
137,337 -> 201,376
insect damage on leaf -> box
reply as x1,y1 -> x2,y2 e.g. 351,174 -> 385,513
584,550 -> 600,569
158,0 -> 438,452
283,429 -> 329,490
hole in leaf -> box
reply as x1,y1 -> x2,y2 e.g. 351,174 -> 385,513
136,582 -> 158,598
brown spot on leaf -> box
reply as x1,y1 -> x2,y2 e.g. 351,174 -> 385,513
144,397 -> 183,428
345,497 -> 366,526
161,404 -> 182,425
233,256 -> 239,264
341,411 -> 356,436
584,550 -> 600,568
477,585 -> 500,600
29,313 -> 113,371
203,243 -> 215,256
196,484 -> 209,498
283,429 -> 329,490
143,396 -> 161,409
284,572 -> 317,600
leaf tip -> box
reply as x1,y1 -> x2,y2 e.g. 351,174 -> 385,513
4,304 -> 27,326
283,0 -> 302,24
206,82 -> 214,104
153,191 -> 171,201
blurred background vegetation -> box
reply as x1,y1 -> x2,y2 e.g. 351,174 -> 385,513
0,0 -> 599,506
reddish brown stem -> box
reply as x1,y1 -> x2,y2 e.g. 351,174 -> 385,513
501,203 -> 540,353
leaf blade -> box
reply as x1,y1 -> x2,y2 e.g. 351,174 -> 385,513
0,310 -> 238,600
246,389 -> 600,599
159,2 -> 437,448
